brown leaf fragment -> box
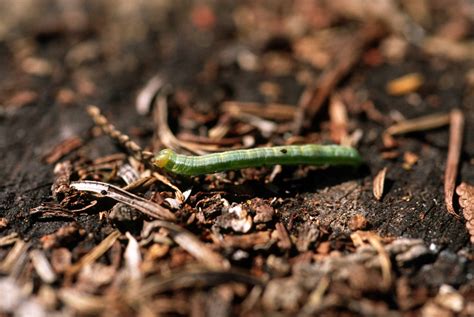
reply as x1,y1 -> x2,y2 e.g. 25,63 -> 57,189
373,167 -> 388,201
456,182 -> 474,243
445,109 -> 464,218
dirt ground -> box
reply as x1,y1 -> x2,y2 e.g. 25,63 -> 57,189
0,1 -> 473,316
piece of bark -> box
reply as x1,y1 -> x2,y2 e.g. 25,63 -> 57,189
456,182 -> 474,243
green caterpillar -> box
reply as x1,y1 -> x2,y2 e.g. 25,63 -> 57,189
153,144 -> 362,176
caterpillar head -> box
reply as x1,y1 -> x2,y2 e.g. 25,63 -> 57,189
153,149 -> 173,168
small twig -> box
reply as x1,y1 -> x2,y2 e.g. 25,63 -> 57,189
153,93 -> 220,154
86,105 -> 184,200
328,93 -> 349,144
145,220 -> 230,270
135,75 -> 164,115
445,109 -> 464,218
351,231 -> 392,290
221,101 -> 295,121
385,112 -> 451,136
30,249 -> 57,283
86,105 -> 153,161
67,230 -> 121,275
135,269 -> 261,299
70,180 -> 176,221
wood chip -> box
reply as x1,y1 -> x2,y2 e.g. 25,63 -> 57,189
386,72 -> 424,95
373,167 -> 388,201
444,109 -> 464,218
385,112 -> 450,136
456,182 -> 474,243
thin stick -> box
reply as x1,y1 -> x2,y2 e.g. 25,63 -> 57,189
70,180 -> 176,221
385,112 -> 451,136
153,94 -> 223,154
292,23 -> 384,134
147,220 -> 230,270
86,105 -> 184,200
445,109 -> 464,218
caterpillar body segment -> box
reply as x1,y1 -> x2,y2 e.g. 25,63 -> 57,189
153,145 -> 362,176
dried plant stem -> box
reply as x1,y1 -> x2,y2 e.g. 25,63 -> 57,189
86,105 -> 153,161
444,109 -> 464,218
